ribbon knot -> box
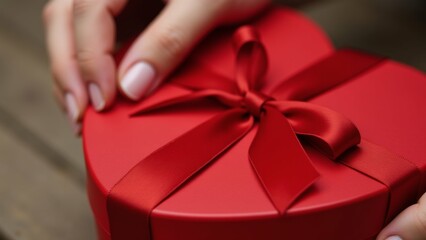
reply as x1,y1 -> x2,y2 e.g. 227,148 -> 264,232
242,91 -> 272,118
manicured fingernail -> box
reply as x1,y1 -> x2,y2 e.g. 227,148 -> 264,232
72,122 -> 82,136
88,83 -> 105,111
120,62 -> 156,100
386,236 -> 402,240
65,93 -> 79,122
67,114 -> 82,136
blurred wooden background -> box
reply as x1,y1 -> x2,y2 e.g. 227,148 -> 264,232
0,0 -> 424,239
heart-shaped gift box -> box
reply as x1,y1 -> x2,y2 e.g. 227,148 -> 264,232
83,7 -> 426,240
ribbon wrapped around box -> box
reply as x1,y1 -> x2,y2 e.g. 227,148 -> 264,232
83,7 -> 426,240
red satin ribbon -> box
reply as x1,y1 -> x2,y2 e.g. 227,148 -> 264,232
107,26 -> 385,240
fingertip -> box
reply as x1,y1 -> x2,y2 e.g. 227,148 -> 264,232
65,93 -> 81,121
377,203 -> 426,240
62,89 -> 85,136
53,64 -> 88,123
81,55 -> 117,111
88,83 -> 106,111
72,0 -> 122,110
66,113 -> 82,136
119,61 -> 157,101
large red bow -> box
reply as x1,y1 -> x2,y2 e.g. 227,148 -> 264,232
107,26 -> 382,240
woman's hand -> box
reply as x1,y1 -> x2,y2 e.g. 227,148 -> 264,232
43,0 -> 270,134
377,192 -> 426,240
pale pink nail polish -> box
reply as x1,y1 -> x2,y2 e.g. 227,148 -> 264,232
88,83 -> 105,111
386,236 -> 402,240
65,93 -> 79,122
71,121 -> 82,136
120,62 -> 156,100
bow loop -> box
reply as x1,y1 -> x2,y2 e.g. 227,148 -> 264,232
234,26 -> 268,94
268,100 -> 361,160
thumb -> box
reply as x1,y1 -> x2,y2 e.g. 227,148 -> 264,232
377,193 -> 426,240
118,0 -> 226,100
118,0 -> 268,100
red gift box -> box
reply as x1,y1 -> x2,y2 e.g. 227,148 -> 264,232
83,7 -> 426,240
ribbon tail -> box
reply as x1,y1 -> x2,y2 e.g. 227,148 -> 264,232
108,108 -> 254,240
131,89 -> 241,116
249,106 -> 319,214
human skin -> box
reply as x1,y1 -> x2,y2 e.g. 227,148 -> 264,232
42,1 -> 426,239
43,0 -> 270,133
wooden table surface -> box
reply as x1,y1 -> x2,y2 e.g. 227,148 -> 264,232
0,0 -> 424,239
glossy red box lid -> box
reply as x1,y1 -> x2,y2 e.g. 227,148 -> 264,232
83,7 -> 426,240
